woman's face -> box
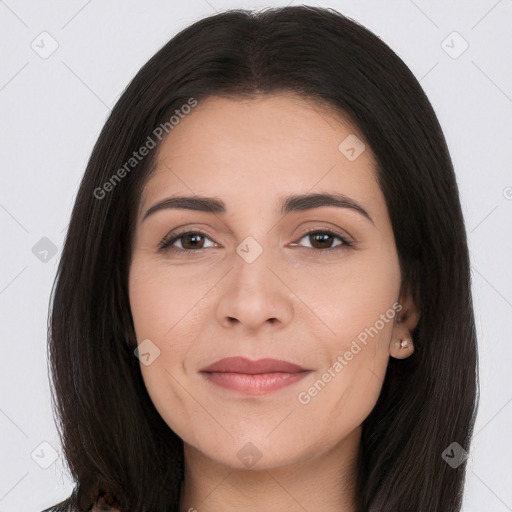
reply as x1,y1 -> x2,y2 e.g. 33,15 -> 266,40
128,93 -> 410,470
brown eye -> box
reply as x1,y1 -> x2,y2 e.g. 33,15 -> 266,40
159,231 -> 216,252
297,230 -> 353,251
309,232 -> 335,249
179,232 -> 206,250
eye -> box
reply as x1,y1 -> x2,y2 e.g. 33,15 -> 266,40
158,228 -> 353,255
159,230 -> 217,253
294,229 -> 353,251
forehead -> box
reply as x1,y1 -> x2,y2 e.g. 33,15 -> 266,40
139,93 -> 380,218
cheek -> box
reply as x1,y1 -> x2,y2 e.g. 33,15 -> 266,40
129,262 -> 201,439
291,249 -> 400,409
294,305 -> 396,440
290,248 -> 401,342
128,263 -> 191,410
129,258 -> 199,343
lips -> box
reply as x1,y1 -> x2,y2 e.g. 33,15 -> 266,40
200,356 -> 307,374
199,357 -> 311,395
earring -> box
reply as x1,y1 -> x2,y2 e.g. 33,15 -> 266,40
400,339 -> 412,349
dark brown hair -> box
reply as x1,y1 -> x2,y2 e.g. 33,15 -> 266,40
43,5 -> 479,512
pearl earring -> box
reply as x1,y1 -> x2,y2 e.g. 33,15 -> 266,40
400,339 -> 411,349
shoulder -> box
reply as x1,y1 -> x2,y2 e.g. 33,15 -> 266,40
40,505 -> 68,512
40,496 -> 121,512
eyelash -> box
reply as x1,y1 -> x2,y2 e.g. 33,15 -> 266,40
158,228 -> 354,255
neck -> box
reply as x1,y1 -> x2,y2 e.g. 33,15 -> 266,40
179,427 -> 361,512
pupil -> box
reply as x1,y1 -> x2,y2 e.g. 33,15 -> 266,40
312,233 -> 332,248
185,234 -> 202,249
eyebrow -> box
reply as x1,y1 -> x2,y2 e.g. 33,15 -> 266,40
142,192 -> 375,225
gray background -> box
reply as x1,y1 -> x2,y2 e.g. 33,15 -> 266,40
0,1 -> 511,511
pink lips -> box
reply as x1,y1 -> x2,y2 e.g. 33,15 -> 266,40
200,357 -> 311,396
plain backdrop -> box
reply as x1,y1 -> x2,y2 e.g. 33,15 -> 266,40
0,1 -> 511,511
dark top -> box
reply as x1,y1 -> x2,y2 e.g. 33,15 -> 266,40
89,495 -> 121,511
41,495 -> 121,512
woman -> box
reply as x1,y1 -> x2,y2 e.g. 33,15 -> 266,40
43,5 -> 479,512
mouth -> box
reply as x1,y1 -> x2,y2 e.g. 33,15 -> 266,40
199,357 -> 311,396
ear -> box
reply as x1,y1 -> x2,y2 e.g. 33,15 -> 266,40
390,284 -> 420,359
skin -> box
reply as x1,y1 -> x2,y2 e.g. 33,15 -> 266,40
128,93 -> 420,512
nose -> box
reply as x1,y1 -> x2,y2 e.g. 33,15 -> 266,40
215,242 -> 294,332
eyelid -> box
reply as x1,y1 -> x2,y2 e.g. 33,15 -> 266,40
158,225 -> 354,254
294,226 -> 353,248
158,227 -> 219,252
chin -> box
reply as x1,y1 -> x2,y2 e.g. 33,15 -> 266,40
187,430 -> 321,472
